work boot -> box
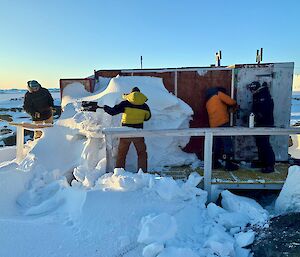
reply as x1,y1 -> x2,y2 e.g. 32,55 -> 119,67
250,161 -> 264,169
224,160 -> 239,171
261,166 -> 274,173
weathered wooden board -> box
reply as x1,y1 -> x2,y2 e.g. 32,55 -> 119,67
150,163 -> 289,186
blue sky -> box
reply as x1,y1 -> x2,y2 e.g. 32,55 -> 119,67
0,0 -> 299,88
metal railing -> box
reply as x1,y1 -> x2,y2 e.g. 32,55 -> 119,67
9,122 -> 53,162
102,126 -> 300,201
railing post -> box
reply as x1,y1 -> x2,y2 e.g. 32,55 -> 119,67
204,132 -> 213,202
16,126 -> 24,162
105,134 -> 114,173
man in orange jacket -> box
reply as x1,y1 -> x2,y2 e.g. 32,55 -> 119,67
205,87 -> 239,171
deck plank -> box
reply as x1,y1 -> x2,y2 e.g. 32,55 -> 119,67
151,163 -> 289,185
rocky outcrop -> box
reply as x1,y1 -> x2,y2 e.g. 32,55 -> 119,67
252,213 -> 300,257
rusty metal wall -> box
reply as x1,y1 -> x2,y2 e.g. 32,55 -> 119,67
93,63 -> 293,161
96,68 -> 232,158
177,70 -> 232,158
59,78 -> 94,98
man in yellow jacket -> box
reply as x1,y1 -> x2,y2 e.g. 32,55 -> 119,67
206,87 -> 238,171
104,87 -> 151,172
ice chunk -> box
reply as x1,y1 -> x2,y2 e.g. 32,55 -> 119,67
275,165 -> 300,213
204,224 -> 235,256
157,247 -> 199,257
143,242 -> 164,257
235,246 -> 251,257
217,212 -> 250,230
154,177 -> 182,201
234,230 -> 255,248
138,213 -> 177,244
207,202 -> 227,219
221,190 -> 268,225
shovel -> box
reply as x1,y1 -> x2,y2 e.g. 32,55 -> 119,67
81,101 -> 104,112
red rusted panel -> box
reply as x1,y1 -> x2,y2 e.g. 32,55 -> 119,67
95,70 -> 122,78
177,70 -> 232,158
60,78 -> 94,98
122,72 -> 175,93
89,68 -> 232,158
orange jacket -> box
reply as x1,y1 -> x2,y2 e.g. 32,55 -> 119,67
206,91 -> 236,128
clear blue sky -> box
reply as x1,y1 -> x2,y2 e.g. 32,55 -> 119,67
0,0 -> 299,88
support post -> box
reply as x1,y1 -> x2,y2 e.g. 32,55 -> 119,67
105,134 -> 114,173
174,70 -> 178,96
204,132 -> 213,202
230,68 -> 235,126
16,126 -> 24,162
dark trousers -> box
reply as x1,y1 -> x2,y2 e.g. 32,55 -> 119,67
214,136 -> 234,160
116,137 -> 148,172
213,123 -> 234,160
255,135 -> 275,168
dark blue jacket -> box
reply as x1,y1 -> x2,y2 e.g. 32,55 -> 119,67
23,87 -> 54,121
252,86 -> 274,127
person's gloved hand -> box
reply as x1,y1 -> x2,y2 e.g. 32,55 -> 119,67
103,105 -> 110,113
34,112 -> 41,119
229,104 -> 239,113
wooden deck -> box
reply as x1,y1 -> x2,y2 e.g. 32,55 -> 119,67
149,163 -> 289,190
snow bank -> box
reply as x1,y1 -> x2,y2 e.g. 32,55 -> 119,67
275,165 -> 300,213
0,146 -> 16,163
138,213 -> 177,244
93,76 -> 111,93
1,160 -> 262,257
61,82 -> 92,108
0,76 -> 270,257
57,75 -> 197,187
0,164 -> 33,217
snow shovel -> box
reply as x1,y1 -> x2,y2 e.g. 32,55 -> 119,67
81,101 -> 104,112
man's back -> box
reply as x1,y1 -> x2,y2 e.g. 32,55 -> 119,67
24,87 -> 54,121
104,90 -> 151,128
206,90 -> 236,128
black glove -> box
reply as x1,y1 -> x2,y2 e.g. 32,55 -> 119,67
103,105 -> 110,113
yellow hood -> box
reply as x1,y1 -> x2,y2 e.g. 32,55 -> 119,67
123,92 -> 148,105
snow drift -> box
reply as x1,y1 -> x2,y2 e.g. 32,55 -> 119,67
57,76 -> 197,187
0,76 -> 276,257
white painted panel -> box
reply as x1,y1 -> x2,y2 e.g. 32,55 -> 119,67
234,63 -> 294,161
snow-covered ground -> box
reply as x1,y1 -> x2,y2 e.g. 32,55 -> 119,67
0,78 -> 299,257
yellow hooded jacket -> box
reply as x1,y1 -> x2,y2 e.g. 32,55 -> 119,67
104,91 -> 151,128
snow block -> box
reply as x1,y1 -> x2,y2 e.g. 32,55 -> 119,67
143,243 -> 164,257
138,213 -> 177,244
234,231 -> 255,248
221,190 -> 268,225
275,165 -> 300,213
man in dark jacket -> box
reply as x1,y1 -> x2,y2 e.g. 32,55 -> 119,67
248,81 -> 275,173
23,80 -> 54,139
103,87 -> 151,172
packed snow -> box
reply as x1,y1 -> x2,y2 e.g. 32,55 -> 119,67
0,76 -> 299,257
275,165 -> 300,213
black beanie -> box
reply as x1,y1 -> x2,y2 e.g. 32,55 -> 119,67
131,87 -> 140,92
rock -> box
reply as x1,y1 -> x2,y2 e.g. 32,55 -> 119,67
0,114 -> 13,122
252,213 -> 300,257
